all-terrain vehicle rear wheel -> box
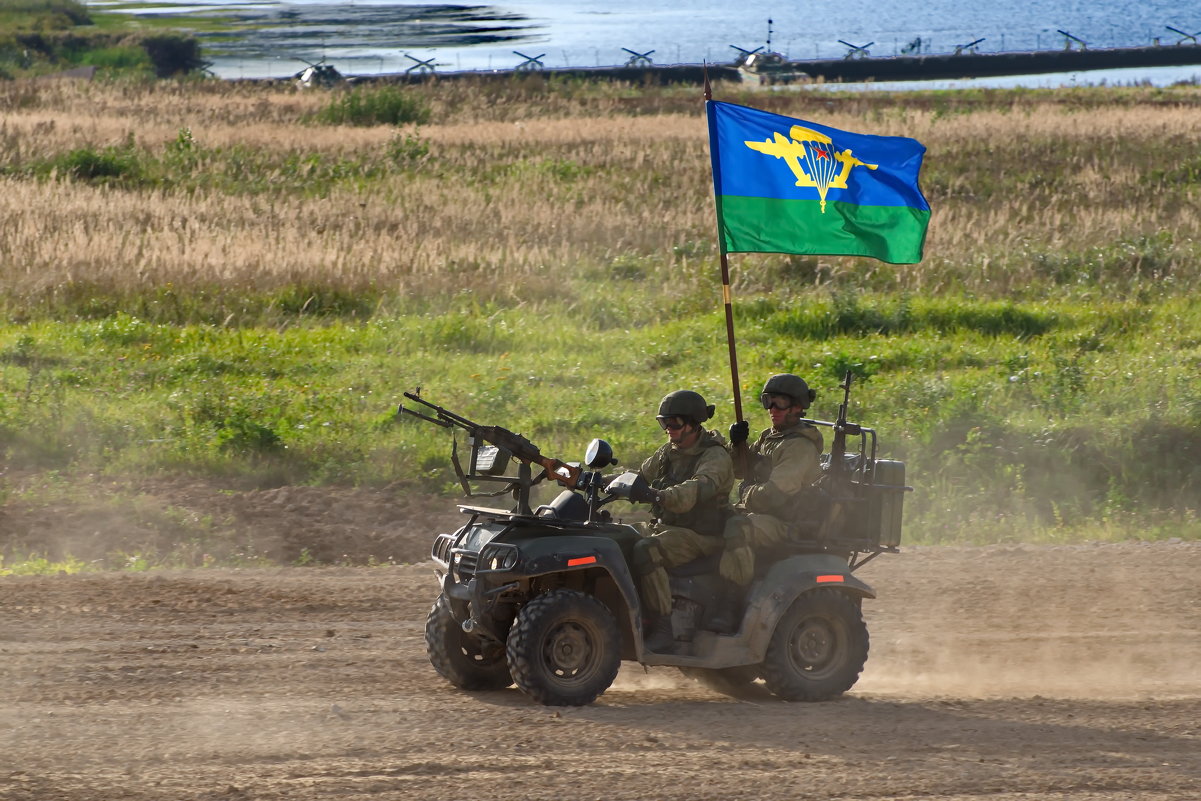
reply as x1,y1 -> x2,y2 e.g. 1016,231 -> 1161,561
762,588 -> 868,702
425,594 -> 514,691
506,589 -> 621,706
680,665 -> 762,697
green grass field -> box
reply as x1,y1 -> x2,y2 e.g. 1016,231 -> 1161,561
4,289 -> 1198,550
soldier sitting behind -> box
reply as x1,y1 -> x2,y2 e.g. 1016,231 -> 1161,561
720,374 -> 824,585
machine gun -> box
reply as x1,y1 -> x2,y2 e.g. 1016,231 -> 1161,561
397,390 -> 582,515
815,370 -> 862,544
827,370 -> 862,488
801,371 -> 910,566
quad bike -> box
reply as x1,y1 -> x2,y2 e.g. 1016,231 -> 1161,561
399,374 -> 909,707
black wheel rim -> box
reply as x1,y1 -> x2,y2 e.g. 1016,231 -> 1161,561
787,615 -> 846,679
541,620 -> 601,685
442,605 -> 505,667
461,639 -> 505,666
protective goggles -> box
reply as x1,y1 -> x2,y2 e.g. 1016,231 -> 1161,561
656,415 -> 687,431
759,393 -> 795,411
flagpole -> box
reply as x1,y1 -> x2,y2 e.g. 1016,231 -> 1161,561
705,69 -> 747,468
718,254 -> 743,424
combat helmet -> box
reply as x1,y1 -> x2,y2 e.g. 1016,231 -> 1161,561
760,373 -> 816,410
657,390 -> 715,426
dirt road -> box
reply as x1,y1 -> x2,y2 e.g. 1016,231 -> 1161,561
3,539 -> 1199,800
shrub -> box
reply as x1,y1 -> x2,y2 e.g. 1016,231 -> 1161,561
312,85 -> 431,127
217,417 -> 283,456
51,139 -> 146,184
0,1 -> 91,30
386,130 -> 429,164
141,34 -> 208,78
82,45 -> 149,72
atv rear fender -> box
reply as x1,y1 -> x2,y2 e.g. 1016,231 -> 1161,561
738,552 -> 875,664
641,552 -> 875,669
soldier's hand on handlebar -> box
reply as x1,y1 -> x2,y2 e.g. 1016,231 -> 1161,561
729,420 -> 750,444
606,472 -> 660,505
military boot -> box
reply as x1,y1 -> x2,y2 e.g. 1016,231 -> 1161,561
642,613 -> 675,653
706,581 -> 744,635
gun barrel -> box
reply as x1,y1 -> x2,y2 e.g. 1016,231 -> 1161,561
402,391 -> 479,429
396,404 -> 452,428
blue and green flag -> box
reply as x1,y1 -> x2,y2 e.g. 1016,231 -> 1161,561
707,100 -> 930,265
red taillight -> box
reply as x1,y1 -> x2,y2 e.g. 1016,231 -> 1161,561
816,574 -> 845,583
567,556 -> 598,567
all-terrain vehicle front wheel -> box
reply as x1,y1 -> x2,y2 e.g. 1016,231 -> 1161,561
762,588 -> 869,702
425,594 -> 514,691
506,589 -> 621,706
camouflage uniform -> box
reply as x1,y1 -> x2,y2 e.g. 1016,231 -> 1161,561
721,420 -> 824,585
630,429 -> 734,616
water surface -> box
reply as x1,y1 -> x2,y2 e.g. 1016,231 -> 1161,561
96,0 -> 1201,84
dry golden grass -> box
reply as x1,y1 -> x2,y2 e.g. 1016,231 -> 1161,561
2,78 -> 1199,307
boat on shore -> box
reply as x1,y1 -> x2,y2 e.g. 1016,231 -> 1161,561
735,51 -> 811,87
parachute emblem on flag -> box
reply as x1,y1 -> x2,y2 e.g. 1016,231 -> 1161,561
744,125 -> 878,213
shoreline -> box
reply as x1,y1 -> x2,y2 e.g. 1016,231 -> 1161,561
219,43 -> 1201,87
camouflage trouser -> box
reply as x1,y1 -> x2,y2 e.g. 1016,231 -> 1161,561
719,512 -> 790,586
631,523 -> 723,617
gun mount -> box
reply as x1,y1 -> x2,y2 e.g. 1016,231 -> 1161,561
397,390 -> 586,515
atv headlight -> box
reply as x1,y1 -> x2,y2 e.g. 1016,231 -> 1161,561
480,543 -> 518,571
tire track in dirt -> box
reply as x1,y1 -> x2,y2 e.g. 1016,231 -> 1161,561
2,541 -> 1199,800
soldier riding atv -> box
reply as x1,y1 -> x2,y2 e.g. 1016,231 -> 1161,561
400,373 -> 908,706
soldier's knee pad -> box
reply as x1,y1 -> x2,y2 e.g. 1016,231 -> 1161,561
631,538 -> 665,576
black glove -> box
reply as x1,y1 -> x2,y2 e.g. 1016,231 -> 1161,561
606,472 -> 660,505
729,420 -> 750,445
630,482 -> 661,506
